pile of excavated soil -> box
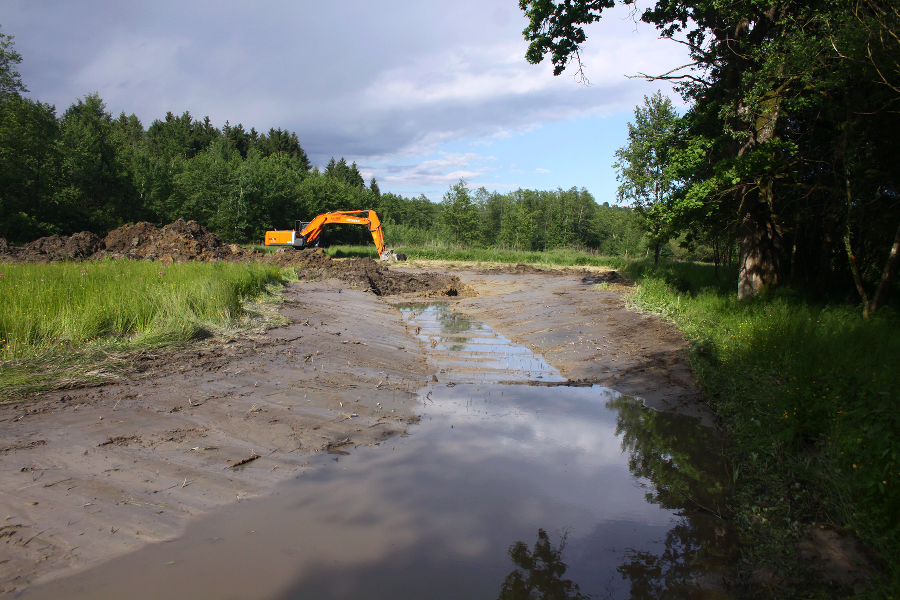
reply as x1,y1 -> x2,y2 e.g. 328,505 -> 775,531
99,219 -> 245,262
581,270 -> 629,285
337,257 -> 474,297
266,247 -> 335,269
0,220 -> 253,263
0,231 -> 104,262
511,262 -> 544,274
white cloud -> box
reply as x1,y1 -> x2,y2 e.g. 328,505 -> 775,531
535,168 -> 551,174
378,152 -> 497,189
363,43 -> 558,109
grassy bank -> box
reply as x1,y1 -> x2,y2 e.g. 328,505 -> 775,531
0,259 -> 286,399
622,260 -> 899,597
328,244 -> 628,269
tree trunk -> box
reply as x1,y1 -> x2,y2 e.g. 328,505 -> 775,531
843,178 -> 870,318
653,219 -> 662,265
713,234 -> 720,280
789,209 -> 800,287
872,218 -> 900,311
816,200 -> 840,296
734,86 -> 782,299
844,233 -> 870,318
738,182 -> 782,299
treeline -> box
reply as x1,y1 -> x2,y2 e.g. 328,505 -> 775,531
0,90 -> 383,244
0,58 -> 664,256
395,180 -> 650,257
0,24 -> 693,259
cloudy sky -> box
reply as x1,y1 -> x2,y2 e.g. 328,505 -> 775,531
2,0 -> 688,203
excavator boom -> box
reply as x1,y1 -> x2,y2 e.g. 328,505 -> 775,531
265,210 -> 399,259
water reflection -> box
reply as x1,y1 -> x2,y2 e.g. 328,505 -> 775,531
433,303 -> 474,345
17,385 -> 735,600
601,397 -> 735,599
398,303 -> 563,383
400,301 -> 473,350
498,529 -> 589,600
496,398 -> 735,600
608,397 -> 728,514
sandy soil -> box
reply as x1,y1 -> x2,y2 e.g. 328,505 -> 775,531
0,265 -> 708,594
446,268 -> 708,421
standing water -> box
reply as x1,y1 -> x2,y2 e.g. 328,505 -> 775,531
17,304 -> 736,600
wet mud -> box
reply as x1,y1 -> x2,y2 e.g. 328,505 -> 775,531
0,265 -> 711,594
338,258 -> 475,297
14,384 -> 736,600
436,268 -> 710,424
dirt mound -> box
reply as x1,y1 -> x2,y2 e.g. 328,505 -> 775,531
102,219 -> 235,262
262,251 -> 471,297
265,248 -> 334,269
512,262 -> 543,274
0,220 -> 251,263
338,258 -> 472,297
581,270 -> 629,285
0,232 -> 104,262
0,237 -> 23,261
102,222 -> 157,254
65,231 -> 104,259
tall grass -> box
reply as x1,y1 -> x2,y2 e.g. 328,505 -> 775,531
624,259 -> 899,594
0,260 -> 285,397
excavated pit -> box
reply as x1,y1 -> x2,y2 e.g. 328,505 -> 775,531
337,258 -> 474,297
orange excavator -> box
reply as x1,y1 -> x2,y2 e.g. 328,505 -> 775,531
264,210 -> 405,260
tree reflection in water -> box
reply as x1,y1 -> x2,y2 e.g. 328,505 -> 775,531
497,528 -> 590,600
607,396 -> 737,599
433,303 -> 473,351
497,395 -> 737,599
401,301 -> 474,351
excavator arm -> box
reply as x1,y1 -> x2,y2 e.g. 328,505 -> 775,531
265,210 -> 397,259
299,210 -> 385,254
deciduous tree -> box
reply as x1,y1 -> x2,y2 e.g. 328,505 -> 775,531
520,0 -> 900,307
441,178 -> 480,244
614,91 -> 678,264
0,26 -> 27,99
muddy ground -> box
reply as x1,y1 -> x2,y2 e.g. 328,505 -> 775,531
0,264 -> 705,594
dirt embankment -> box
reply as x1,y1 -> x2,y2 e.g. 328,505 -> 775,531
337,258 -> 475,297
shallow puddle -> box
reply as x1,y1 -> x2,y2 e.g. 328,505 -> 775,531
399,302 -> 564,383
18,305 -> 736,600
